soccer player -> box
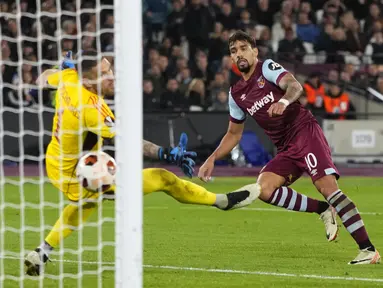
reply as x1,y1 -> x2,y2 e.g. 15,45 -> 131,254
198,31 -> 380,265
25,50 -> 249,275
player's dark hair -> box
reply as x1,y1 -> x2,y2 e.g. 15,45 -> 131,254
75,49 -> 100,73
228,30 -> 256,49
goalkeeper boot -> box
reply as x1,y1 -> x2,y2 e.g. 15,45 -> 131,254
319,206 -> 339,242
348,248 -> 381,265
222,183 -> 261,210
24,248 -> 50,276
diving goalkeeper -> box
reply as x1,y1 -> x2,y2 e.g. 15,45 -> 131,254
25,50 -> 253,276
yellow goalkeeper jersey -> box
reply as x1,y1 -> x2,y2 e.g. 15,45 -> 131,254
45,69 -> 115,177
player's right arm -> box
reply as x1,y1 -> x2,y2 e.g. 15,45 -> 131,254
36,69 -> 61,88
198,91 -> 245,182
208,121 -> 244,161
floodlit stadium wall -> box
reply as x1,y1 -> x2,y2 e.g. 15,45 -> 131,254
2,111 -> 383,164
323,120 -> 383,163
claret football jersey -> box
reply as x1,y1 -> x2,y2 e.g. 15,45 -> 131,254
229,59 -> 316,150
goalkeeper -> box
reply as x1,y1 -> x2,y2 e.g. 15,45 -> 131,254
25,50 -> 254,276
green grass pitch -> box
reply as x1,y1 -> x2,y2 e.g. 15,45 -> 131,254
1,177 -> 383,287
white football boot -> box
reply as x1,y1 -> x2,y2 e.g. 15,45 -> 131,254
24,249 -> 49,276
348,248 -> 381,265
224,183 -> 261,210
319,206 -> 339,242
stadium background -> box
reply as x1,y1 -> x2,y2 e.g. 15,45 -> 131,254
1,0 -> 383,168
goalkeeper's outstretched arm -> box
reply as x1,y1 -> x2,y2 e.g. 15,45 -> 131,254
143,137 -> 196,178
143,140 -> 160,159
143,138 -> 192,163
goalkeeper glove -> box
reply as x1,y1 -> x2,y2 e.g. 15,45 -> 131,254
179,157 -> 195,178
158,133 -> 197,165
158,133 -> 197,178
60,50 -> 75,70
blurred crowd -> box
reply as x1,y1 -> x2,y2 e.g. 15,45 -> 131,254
2,0 -> 383,119
142,0 -> 383,118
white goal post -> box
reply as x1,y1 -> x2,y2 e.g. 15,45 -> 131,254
0,0 -> 143,287
114,0 -> 143,287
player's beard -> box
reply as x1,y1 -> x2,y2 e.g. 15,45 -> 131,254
102,82 -> 115,97
237,59 -> 251,74
103,89 -> 114,98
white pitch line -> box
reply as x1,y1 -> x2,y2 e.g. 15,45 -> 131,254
2,256 -> 383,283
144,264 -> 383,283
144,206 -> 381,216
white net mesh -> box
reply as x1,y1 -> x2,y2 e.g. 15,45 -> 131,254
0,0 -> 118,286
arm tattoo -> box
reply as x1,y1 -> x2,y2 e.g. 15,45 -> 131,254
278,73 -> 303,104
143,140 -> 160,159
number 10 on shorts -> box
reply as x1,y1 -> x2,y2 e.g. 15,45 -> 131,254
305,153 -> 318,176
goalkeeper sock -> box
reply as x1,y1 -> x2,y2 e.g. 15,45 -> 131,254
38,241 -> 53,258
44,202 -> 97,249
214,194 -> 229,209
143,168 -> 218,206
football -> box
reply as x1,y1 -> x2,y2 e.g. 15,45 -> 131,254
76,151 -> 116,192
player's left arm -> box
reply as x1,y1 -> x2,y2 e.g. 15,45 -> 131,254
268,73 -> 303,117
144,135 -> 197,163
277,73 -> 304,105
144,134 -> 197,178
262,59 -> 303,117
143,140 -> 161,159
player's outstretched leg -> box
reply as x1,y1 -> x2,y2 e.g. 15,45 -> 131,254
143,168 -> 255,209
256,172 -> 338,241
25,202 -> 97,275
315,175 -> 380,265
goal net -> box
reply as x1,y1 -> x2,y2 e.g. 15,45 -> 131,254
0,0 -> 142,287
